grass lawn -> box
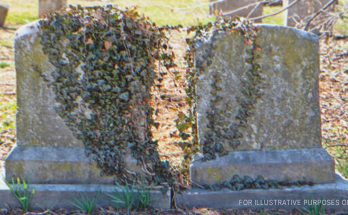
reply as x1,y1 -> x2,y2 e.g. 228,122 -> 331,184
0,95 -> 16,131
2,0 -> 37,26
2,0 -> 347,31
2,0 -> 291,27
3,0 -> 214,26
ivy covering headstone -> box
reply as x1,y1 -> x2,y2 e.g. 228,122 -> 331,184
39,5 -> 176,184
180,18 -> 257,162
39,4 -> 266,188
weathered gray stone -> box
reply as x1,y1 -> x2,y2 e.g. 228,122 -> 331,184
5,22 -> 147,184
39,0 -> 66,17
191,148 -> 335,185
284,0 -> 336,27
0,176 -> 171,209
0,3 -> 9,27
209,0 -> 263,22
6,147 -> 114,184
177,174 -> 348,210
196,25 -> 321,153
14,24 -> 82,148
192,25 -> 335,185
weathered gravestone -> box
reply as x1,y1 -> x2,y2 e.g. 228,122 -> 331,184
5,22 -> 113,184
210,0 -> 263,22
2,21 -> 170,209
190,25 -> 336,186
6,23 -> 127,183
284,0 -> 336,27
39,0 -> 66,17
5,22 -> 158,185
0,3 -> 9,27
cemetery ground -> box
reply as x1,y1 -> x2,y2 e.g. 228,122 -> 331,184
0,0 -> 347,214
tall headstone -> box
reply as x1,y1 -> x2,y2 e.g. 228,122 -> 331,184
5,22 -> 148,184
284,0 -> 336,27
39,0 -> 66,17
190,25 -> 335,185
0,3 -> 9,27
210,0 -> 263,22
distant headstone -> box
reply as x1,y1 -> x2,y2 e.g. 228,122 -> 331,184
190,25 -> 335,185
0,3 -> 9,27
210,0 -> 263,22
284,0 -> 336,27
39,0 -> 66,17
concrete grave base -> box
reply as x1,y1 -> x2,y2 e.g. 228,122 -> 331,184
5,146 -> 119,184
0,175 -> 171,209
1,173 -> 348,210
177,174 -> 348,210
190,148 -> 336,185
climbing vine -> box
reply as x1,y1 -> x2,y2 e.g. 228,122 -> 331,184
195,175 -> 315,191
39,5 -> 176,184
38,4 -> 268,188
180,17 -> 260,163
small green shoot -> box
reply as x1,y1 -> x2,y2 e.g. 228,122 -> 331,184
0,62 -> 10,69
138,184 -> 151,209
6,178 -> 35,213
72,193 -> 100,215
302,201 -> 326,215
108,182 -> 152,214
109,182 -> 135,214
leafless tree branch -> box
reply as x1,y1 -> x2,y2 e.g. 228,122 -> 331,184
222,1 -> 270,17
0,92 -> 15,95
326,144 -> 348,148
247,2 -> 264,18
334,35 -> 348,40
249,0 -> 300,21
304,0 -> 338,30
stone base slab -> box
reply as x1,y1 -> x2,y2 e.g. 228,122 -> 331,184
0,176 -> 171,209
5,146 -> 116,184
177,174 -> 348,210
190,148 -> 335,185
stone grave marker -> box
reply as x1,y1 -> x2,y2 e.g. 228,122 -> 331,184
2,21 -> 171,209
190,25 -> 336,186
0,3 -> 9,27
6,23 -> 113,184
210,0 -> 263,22
6,21 -> 164,184
39,0 -> 67,17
